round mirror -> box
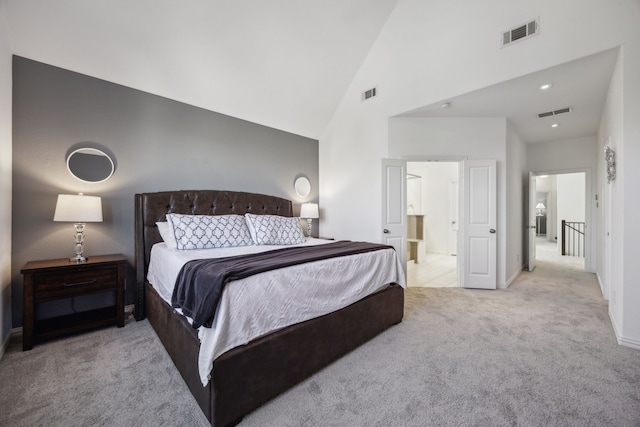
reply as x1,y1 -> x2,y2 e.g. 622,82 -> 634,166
67,148 -> 115,183
294,176 -> 311,198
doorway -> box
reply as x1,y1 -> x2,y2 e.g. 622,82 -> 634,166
406,161 -> 460,287
533,172 -> 587,270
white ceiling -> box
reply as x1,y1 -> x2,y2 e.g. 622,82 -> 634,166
399,48 -> 619,144
6,0 -> 399,139
5,2 -> 618,143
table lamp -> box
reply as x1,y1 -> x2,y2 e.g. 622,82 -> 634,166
300,203 -> 319,238
54,193 -> 103,262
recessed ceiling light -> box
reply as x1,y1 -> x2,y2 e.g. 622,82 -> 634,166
539,83 -> 553,91
440,102 -> 451,109
551,123 -> 559,128
539,175 -> 548,178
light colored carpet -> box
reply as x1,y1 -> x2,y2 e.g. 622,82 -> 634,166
1,258 -> 639,426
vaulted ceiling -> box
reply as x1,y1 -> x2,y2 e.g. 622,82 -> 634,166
6,0 -> 399,139
5,1 -> 617,143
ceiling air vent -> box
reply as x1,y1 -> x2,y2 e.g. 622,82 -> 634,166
537,107 -> 573,119
362,87 -> 377,101
501,18 -> 539,47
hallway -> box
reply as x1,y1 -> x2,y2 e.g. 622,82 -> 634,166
407,236 -> 585,288
535,236 -> 585,271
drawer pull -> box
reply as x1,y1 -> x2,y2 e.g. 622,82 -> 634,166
63,279 -> 97,288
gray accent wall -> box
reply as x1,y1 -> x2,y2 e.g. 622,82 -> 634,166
11,56 -> 319,327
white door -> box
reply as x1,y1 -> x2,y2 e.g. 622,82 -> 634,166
462,159 -> 497,289
382,159 -> 407,266
528,172 -> 537,271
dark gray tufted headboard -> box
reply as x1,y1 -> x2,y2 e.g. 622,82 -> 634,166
134,190 -> 293,320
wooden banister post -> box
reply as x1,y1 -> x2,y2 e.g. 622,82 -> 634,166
561,220 -> 566,256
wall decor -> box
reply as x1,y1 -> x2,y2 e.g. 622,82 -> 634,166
604,144 -> 616,183
294,175 -> 311,198
67,147 -> 115,183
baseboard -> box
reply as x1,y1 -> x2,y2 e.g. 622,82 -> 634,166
609,306 -> 621,340
619,335 -> 640,350
499,268 -> 522,289
608,310 -> 640,350
0,333 -> 7,362
0,327 -> 20,363
595,272 -> 608,300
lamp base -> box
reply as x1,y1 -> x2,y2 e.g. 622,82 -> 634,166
306,218 -> 313,239
71,223 -> 87,263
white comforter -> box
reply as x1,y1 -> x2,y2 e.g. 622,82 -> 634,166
147,238 -> 406,386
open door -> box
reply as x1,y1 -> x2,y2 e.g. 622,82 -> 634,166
462,159 -> 497,289
382,159 -> 407,267
528,172 -> 537,271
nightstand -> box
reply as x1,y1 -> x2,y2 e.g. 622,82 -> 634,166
22,254 -> 127,350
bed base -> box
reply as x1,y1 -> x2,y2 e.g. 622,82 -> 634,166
135,190 -> 404,426
147,281 -> 403,426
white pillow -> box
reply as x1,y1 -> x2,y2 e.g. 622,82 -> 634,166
156,221 -> 178,250
167,213 -> 253,250
244,213 -> 306,245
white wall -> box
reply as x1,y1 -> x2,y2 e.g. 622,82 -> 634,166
557,173 -> 585,222
506,121 -> 527,280
320,0 -> 640,346
556,173 -> 586,256
598,38 -> 640,349
619,39 -> 640,349
598,41 -> 623,330
0,0 -> 13,357
527,136 -> 598,174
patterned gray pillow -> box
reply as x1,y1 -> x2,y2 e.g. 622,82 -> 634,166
167,213 -> 253,250
245,213 -> 306,245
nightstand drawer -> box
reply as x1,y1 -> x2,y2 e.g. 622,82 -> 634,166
35,267 -> 118,301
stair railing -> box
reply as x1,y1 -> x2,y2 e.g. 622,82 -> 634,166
561,220 -> 585,257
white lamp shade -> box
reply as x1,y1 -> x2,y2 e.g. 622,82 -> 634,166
54,194 -> 103,222
535,203 -> 546,209
300,203 -> 319,219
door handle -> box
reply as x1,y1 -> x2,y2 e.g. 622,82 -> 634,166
383,229 -> 389,234
489,229 -> 496,234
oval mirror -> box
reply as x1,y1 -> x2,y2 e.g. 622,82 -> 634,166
294,176 -> 311,198
67,148 -> 115,183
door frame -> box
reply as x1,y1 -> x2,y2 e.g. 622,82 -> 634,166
529,167 -> 593,273
396,155 -> 466,286
449,180 -> 459,256
528,172 -> 537,271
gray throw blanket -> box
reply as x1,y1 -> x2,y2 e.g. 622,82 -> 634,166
172,240 -> 393,328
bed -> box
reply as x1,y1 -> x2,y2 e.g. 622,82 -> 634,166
134,190 -> 405,426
